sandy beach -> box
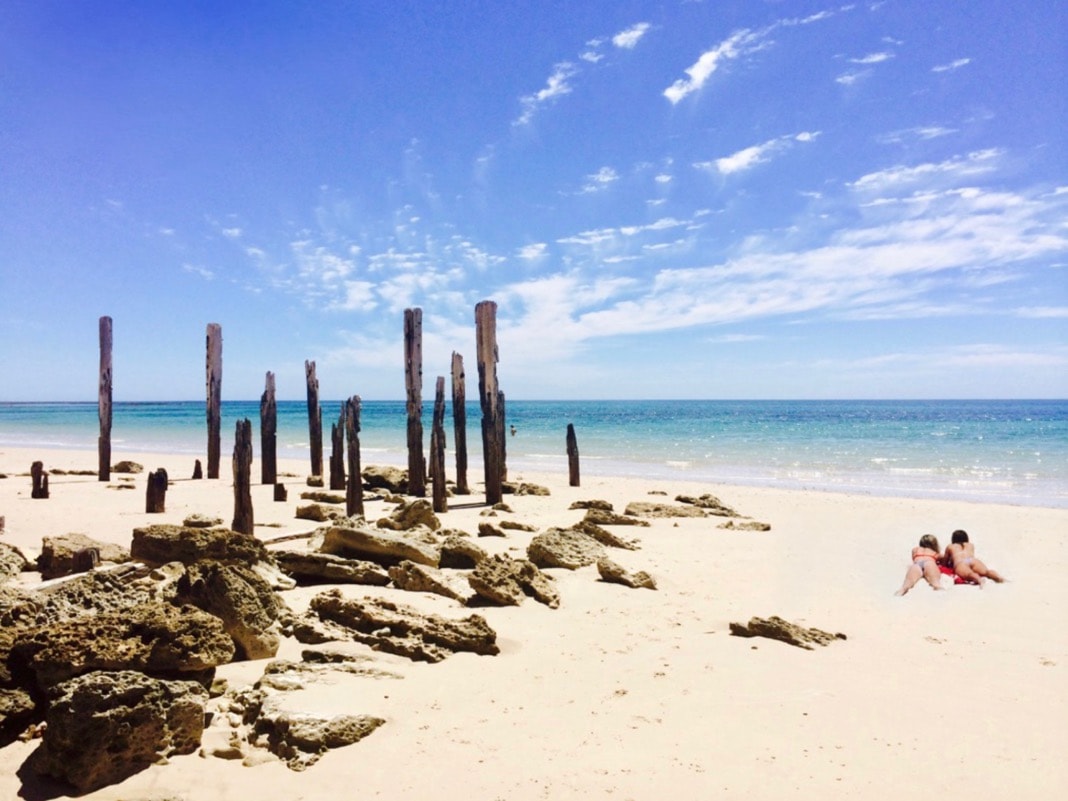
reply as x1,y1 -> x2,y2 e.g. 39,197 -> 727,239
1,445 -> 1065,800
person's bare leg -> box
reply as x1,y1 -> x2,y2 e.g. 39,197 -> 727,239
957,565 -> 986,587
896,565 -> 922,596
922,562 -> 944,590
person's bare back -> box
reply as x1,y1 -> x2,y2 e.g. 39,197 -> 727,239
944,530 -> 1004,586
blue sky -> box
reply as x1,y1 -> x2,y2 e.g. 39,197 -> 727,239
1,0 -> 1065,401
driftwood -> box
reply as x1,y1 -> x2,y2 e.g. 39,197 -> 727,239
329,405 -> 346,491
31,461 -> 49,499
475,300 -> 503,505
450,351 -> 469,494
98,316 -> 112,482
260,371 -> 277,485
145,468 -> 168,513
430,376 -> 447,513
404,308 -> 426,497
232,418 -> 254,535
205,323 -> 222,479
344,395 -> 364,518
305,360 -> 323,478
567,423 -> 580,487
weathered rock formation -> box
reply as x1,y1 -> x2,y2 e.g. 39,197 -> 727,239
527,527 -> 607,570
274,551 -> 391,586
676,493 -> 740,517
376,498 -> 442,532
361,464 -> 408,493
36,532 -> 130,580
468,554 -> 559,608
320,524 -> 441,568
131,524 -> 270,568
175,562 -> 281,660
388,560 -> 475,604
729,616 -> 847,650
596,558 -> 657,590
623,501 -> 708,519
0,542 -> 31,583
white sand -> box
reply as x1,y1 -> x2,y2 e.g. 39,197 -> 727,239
1,446 -> 1066,800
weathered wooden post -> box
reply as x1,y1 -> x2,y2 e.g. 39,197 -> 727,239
404,308 -> 426,497
498,390 -> 508,482
206,323 -> 222,479
145,468 -> 168,513
98,316 -> 112,481
451,352 -> 469,495
192,459 -> 203,480
475,300 -> 503,505
329,404 -> 346,491
305,360 -> 323,479
567,423 -> 580,487
232,418 -> 254,535
260,371 -> 277,485
30,461 -> 49,499
430,376 -> 447,513
344,395 -> 363,518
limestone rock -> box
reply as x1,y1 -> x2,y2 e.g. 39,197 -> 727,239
596,558 -> 657,590
572,519 -> 642,550
729,616 -> 847,650
676,493 -> 740,517
251,708 -> 385,771
112,460 -> 144,474
0,542 -> 31,583
320,523 -> 441,568
183,513 -> 224,528
718,520 -> 772,532
30,670 -> 207,793
9,602 -> 235,691
36,532 -> 130,580
376,498 -> 442,532
310,589 -> 499,662
274,550 -> 391,586
468,554 -> 560,609
300,491 -> 346,504
527,527 -> 606,570
439,533 -> 488,569
388,560 -> 475,604
362,464 -> 408,493
0,687 -> 35,745
176,562 -> 281,660
131,524 -> 270,567
296,503 -> 344,522
569,499 -> 614,511
477,522 -> 506,538
623,501 -> 707,519
583,508 -> 651,527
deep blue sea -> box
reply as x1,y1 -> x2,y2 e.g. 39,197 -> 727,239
0,400 -> 1065,508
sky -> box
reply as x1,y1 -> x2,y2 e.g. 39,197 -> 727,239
1,0 -> 1065,402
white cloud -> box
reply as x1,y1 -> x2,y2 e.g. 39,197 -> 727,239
932,58 -> 971,73
517,243 -> 548,261
663,29 -> 761,105
655,174 -> 673,184
835,70 -> 870,85
579,166 -> 620,193
850,149 -> 1002,192
514,62 -> 578,126
182,263 -> 214,281
222,227 -> 242,239
1015,306 -> 1068,318
696,132 -> 818,175
613,22 -> 650,49
850,52 -> 893,64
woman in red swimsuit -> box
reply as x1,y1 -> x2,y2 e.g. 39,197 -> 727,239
895,534 -> 945,596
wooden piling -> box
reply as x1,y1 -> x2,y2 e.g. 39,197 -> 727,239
344,395 -> 364,518
305,360 -> 323,479
192,459 -> 203,480
430,376 -> 448,513
404,308 -> 426,497
274,483 -> 288,502
329,404 -> 346,491
450,351 -> 469,495
260,371 -> 277,485
567,423 -> 580,487
98,316 -> 112,482
232,418 -> 254,535
30,461 -> 49,499
145,468 -> 168,513
205,323 -> 222,479
475,300 -> 503,505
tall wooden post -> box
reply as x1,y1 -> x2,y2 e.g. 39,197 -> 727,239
344,395 -> 363,518
329,404 -> 347,491
205,323 -> 222,479
566,423 -> 580,487
305,360 -> 323,478
30,461 -> 49,499
404,308 -> 426,497
430,376 -> 447,513
98,316 -> 112,481
450,352 -> 469,495
145,468 -> 168,513
232,418 -> 254,535
475,300 -> 502,505
260,371 -> 277,485
498,390 -> 507,483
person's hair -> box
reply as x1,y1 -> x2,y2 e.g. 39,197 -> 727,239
951,529 -> 969,544
919,534 -> 939,551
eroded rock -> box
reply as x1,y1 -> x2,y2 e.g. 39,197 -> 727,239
362,465 -> 408,493
176,562 -> 281,660
676,493 -> 740,517
0,542 -> 31,583
388,560 -> 475,604
274,551 -> 391,586
376,498 -> 442,532
596,558 -> 657,590
729,616 -> 846,650
131,524 -> 270,568
623,501 -> 707,519
320,524 -> 440,568
37,532 -> 130,580
527,527 -> 606,570
468,554 -> 560,609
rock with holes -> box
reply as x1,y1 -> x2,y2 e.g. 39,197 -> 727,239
527,527 -> 606,570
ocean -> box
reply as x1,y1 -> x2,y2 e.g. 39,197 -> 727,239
0,399 -> 1065,508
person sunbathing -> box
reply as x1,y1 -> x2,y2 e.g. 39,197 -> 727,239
943,529 -> 1005,587
895,534 -> 945,596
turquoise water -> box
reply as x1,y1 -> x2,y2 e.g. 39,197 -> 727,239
0,400 -> 1065,508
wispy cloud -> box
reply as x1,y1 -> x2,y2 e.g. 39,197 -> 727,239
613,22 -> 650,49
514,62 -> 577,126
932,58 -> 971,73
579,166 -> 620,193
836,70 -> 871,85
182,263 -> 214,281
850,51 -> 893,64
877,126 -> 958,144
850,149 -> 1001,192
695,132 -> 820,175
663,28 -> 763,105
1015,306 -> 1068,319
517,243 -> 548,261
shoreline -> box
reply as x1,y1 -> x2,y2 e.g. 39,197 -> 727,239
1,445 -> 1066,799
